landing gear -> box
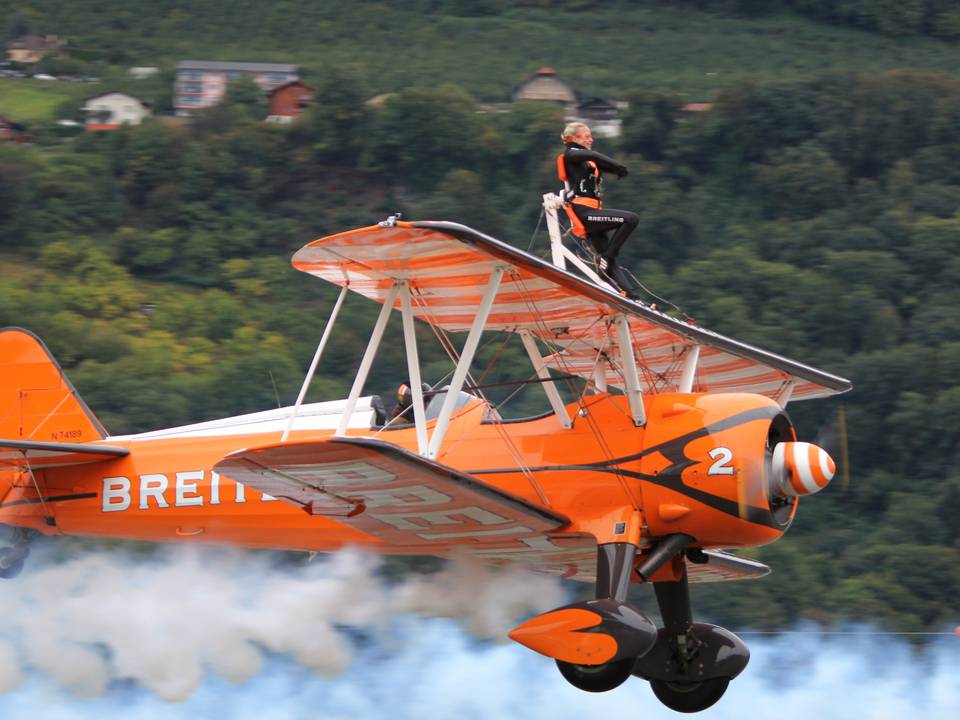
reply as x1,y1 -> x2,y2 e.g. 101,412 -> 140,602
650,677 -> 731,713
541,542 -> 654,693
531,537 -> 748,711
556,658 -> 635,693
632,565 -> 748,713
0,527 -> 35,579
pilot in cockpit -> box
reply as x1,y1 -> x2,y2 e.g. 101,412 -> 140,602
390,382 -> 431,424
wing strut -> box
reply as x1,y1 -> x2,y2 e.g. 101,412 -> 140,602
678,344 -> 700,394
335,283 -> 400,437
427,267 -> 505,459
399,281 -> 429,454
519,330 -> 572,429
282,284 -> 349,442
778,379 -> 795,408
614,315 -> 646,427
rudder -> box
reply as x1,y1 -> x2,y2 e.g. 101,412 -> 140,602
0,327 -> 106,443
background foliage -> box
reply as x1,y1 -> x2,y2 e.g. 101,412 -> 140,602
1,0 -> 959,634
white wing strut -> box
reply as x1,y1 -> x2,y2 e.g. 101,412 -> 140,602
519,330 -> 572,430
427,268 -> 504,459
614,315 -> 646,427
399,281 -> 429,455
282,284 -> 348,442
678,344 -> 700,394
335,283 -> 400,437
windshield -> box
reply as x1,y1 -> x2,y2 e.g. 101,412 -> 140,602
424,386 -> 478,420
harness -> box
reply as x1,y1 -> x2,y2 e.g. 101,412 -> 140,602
557,153 -> 601,239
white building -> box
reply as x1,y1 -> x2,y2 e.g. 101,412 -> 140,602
174,60 -> 299,116
83,92 -> 151,130
128,66 -> 160,79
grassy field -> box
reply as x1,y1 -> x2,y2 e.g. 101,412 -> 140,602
0,77 -> 89,122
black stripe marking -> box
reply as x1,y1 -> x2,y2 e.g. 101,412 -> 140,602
0,492 -> 97,509
469,407 -> 782,528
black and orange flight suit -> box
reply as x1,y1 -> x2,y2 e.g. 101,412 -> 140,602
559,142 -> 638,275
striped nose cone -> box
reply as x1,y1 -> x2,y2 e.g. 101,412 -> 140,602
770,442 -> 836,498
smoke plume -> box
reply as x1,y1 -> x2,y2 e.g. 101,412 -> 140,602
0,544 -> 957,719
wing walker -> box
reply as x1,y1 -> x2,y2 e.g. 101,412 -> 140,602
0,204 -> 851,711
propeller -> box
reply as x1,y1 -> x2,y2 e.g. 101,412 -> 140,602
815,403 -> 850,491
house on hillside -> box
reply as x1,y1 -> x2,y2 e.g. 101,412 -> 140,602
0,115 -> 31,143
512,68 -> 628,138
82,92 -> 151,131
267,80 -> 315,123
5,34 -> 67,64
571,97 -> 628,139
128,66 -> 160,79
513,67 -> 577,108
174,60 -> 299,116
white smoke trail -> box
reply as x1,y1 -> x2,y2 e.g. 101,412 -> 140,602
0,544 -> 564,702
0,619 -> 958,720
0,545 -> 958,719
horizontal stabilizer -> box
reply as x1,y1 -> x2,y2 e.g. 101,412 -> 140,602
215,437 -> 599,568
0,439 -> 129,469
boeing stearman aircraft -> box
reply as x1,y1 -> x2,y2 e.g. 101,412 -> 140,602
0,202 -> 850,712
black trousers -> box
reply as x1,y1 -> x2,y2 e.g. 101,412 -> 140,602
573,206 -> 639,266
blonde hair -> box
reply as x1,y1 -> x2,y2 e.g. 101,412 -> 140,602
561,122 -> 590,143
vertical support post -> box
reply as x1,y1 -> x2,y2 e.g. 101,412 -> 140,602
678,344 -> 700,394
427,267 -> 504,459
519,329 -> 572,429
399,281 -> 428,455
593,358 -> 608,393
334,283 -> 400,437
543,193 -> 566,268
614,315 -> 646,427
282,284 -> 348,442
596,543 -> 639,602
778,379 -> 795,408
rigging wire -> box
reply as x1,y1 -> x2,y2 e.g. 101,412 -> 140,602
526,208 -> 545,251
408,285 -> 550,505
511,274 -> 644,510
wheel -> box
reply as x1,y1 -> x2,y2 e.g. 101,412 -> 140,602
0,555 -> 24,579
649,677 -> 730,713
556,658 -> 635,693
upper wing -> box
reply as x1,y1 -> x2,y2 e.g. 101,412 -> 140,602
215,436 -> 598,579
292,221 -> 851,403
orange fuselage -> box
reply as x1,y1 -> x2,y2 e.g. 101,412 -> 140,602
1,391 -> 795,555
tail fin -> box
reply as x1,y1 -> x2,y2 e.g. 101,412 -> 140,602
0,327 -> 107,443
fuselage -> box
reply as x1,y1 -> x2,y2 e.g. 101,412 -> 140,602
2,390 -> 794,553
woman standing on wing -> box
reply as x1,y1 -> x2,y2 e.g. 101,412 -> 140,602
558,122 -> 639,296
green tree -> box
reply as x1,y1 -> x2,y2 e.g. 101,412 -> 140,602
294,66 -> 371,163
365,85 -> 487,190
621,89 -> 683,161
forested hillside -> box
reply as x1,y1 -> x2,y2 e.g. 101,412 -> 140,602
1,1 -> 959,633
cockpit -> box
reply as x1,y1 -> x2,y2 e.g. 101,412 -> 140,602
370,385 -> 499,429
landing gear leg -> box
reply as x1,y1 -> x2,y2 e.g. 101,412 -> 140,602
633,565 -> 748,713
0,527 -> 36,579
555,542 -> 639,693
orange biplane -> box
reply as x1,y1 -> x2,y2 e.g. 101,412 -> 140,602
0,214 -> 850,711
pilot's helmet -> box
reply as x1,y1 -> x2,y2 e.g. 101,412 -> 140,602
397,382 -> 430,407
